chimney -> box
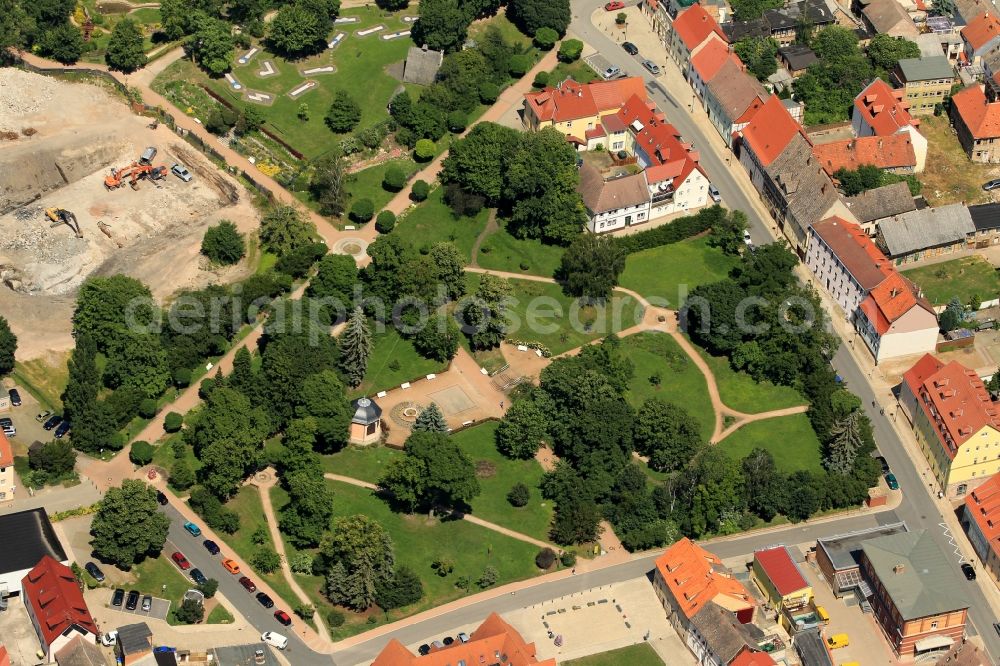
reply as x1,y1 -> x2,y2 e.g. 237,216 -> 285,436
893,563 -> 906,574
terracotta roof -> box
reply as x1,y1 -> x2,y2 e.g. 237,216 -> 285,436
811,217 -> 894,290
962,12 -> 1000,51
692,39 -> 741,83
524,78 -> 647,124
951,84 -> 1000,139
22,556 -> 97,648
854,79 -> 918,136
0,430 -> 11,468
905,356 -> 1000,457
813,134 -> 917,175
866,272 -> 924,329
730,647 -> 778,666
965,472 -> 1000,565
54,635 -> 109,666
654,538 -> 756,621
0,646 -> 8,666
754,547 -> 809,597
371,613 -> 555,666
739,95 -> 803,166
674,5 -> 727,50
578,163 -> 650,214
903,353 -> 947,398
617,94 -> 706,188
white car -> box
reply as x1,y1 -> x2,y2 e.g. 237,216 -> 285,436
601,66 -> 622,80
708,184 -> 721,203
101,631 -> 118,647
261,631 -> 288,650
743,230 -> 752,246
171,163 -> 193,182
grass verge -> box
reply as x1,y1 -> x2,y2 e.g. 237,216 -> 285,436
694,342 -> 806,414
719,413 -> 823,474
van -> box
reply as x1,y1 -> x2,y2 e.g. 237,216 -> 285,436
139,147 -> 157,165
826,633 -> 850,649
261,631 -> 288,650
816,606 -> 830,624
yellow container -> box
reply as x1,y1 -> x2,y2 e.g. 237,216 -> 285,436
826,633 -> 850,649
816,605 -> 831,624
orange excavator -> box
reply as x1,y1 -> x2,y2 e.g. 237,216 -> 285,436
104,163 -> 168,190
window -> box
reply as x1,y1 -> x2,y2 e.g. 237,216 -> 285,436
931,622 -> 938,629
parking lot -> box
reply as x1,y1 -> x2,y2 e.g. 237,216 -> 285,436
106,588 -> 171,622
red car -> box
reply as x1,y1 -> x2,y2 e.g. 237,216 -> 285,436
238,576 -> 257,593
171,552 -> 191,570
605,1 -> 625,10
274,610 -> 292,626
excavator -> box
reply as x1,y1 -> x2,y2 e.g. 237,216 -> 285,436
45,208 -> 83,238
104,163 -> 167,190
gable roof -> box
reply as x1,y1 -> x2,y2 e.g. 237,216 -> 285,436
961,12 -> 1000,51
117,623 -> 153,656
778,44 -> 819,71
740,95 -> 803,166
689,602 -> 760,663
754,547 -> 809,596
0,646 -> 9,666
854,79 -> 918,136
577,164 -> 650,214
812,134 -> 917,175
859,271 -> 933,334
617,94 -> 705,188
0,508 -> 68,575
402,46 -> 443,86
0,430 -> 11,468
843,182 -> 917,224
811,217 -> 895,290
863,0 -> 919,37
692,38 -> 741,83
969,202 -> 1000,230
707,60 -> 767,126
877,203 -> 975,256
730,647 -> 778,666
674,5 -> 727,51
22,556 -> 97,647
951,84 -> 1000,139
766,134 -> 843,236
654,538 -> 755,621
55,636 -> 109,666
524,78 -> 647,124
965,472 -> 1000,566
861,530 -> 970,620
895,56 -> 955,82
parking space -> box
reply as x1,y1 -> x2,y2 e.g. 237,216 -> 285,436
106,589 -> 171,622
0,595 -> 45,665
583,53 -> 614,79
0,382 -> 54,449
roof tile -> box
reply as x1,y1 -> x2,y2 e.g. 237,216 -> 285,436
812,134 -> 917,174
740,95 -> 803,166
674,5 -> 727,50
951,84 -> 1000,139
854,79 -> 918,136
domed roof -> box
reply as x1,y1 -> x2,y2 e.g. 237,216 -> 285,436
351,397 -> 382,424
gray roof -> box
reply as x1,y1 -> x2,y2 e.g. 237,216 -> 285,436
794,628 -> 836,666
895,56 -> 955,82
843,182 -> 917,224
116,622 -> 153,655
969,202 -> 1000,230
212,644 -> 280,666
816,521 -> 909,571
863,0 -> 919,37
577,163 -> 650,214
861,530 -> 970,620
55,636 -> 110,666
779,44 -> 819,71
402,46 -> 443,86
707,59 -> 767,125
877,203 -> 975,257
767,134 -> 841,244
0,508 -> 68,574
351,397 -> 382,425
689,602 -> 758,663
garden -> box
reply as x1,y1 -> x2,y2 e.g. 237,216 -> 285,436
349,327 -> 448,398
902,255 -> 1000,307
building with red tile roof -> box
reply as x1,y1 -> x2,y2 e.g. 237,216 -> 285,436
950,84 -> 1000,162
0,430 -> 13,504
704,59 -> 767,146
899,354 -> 1000,496
669,5 -> 727,68
689,39 -> 742,101
751,547 -> 813,630
729,646 -> 778,666
812,134 -> 919,176
739,95 -> 803,170
0,646 -> 9,666
371,613 -> 555,666
961,12 -> 1000,65
522,77 -> 647,141
852,79 -> 928,170
963,471 -> 1000,583
21,555 -> 98,662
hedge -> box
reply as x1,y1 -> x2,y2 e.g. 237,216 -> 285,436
614,205 -> 724,255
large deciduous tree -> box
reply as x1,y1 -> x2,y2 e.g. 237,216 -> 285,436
259,206 -> 315,257
461,273 -> 510,350
378,431 -> 480,512
90,480 -> 170,568
441,122 -> 519,204
280,470 -> 335,547
309,153 -> 349,217
188,15 -> 235,76
495,398 -> 546,459
323,514 -> 395,610
296,370 -> 352,451
105,18 -> 147,72
412,0 -> 467,52
866,33 -> 920,70
0,315 -> 17,376
507,0 -> 571,37
633,398 -> 704,472
267,1 -> 334,56
557,233 -> 626,301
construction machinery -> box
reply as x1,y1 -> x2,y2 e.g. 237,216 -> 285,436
104,163 -> 168,190
45,208 -> 82,238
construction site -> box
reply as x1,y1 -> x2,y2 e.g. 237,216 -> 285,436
0,68 -> 261,359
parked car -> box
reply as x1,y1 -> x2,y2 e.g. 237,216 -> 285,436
141,595 -> 152,612
156,491 -> 168,506
874,455 -> 891,474
171,552 -> 191,570
101,631 -> 118,647
125,590 -> 140,610
961,562 -> 977,580
239,576 -> 257,593
743,230 -> 752,246
111,589 -> 125,607
171,164 -> 193,182
984,178 -> 1000,191
190,568 -> 207,585
35,410 -> 51,422
708,184 -> 721,203
885,473 -> 899,490
8,389 -> 20,406
85,562 -> 105,582
274,610 -> 292,626
183,521 -> 202,537
418,645 -> 431,656
442,637 -> 455,646
42,414 -> 62,430
601,66 -> 622,80
458,632 -> 470,643
260,631 -> 287,650
622,41 -> 638,55
1,425 -> 13,437
256,592 -> 274,608
641,59 -> 661,75
54,420 -> 70,439
0,418 -> 11,428
604,0 -> 625,9
826,633 -> 850,649
203,539 -> 220,555
222,558 -> 241,575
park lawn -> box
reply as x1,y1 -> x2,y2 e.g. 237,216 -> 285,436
321,445 -> 403,483
562,643 -> 664,666
548,59 -> 599,84
351,326 -> 448,398
619,332 -> 715,441
130,553 -> 193,606
476,223 -> 565,277
694,342 -> 807,414
469,11 -> 533,50
13,354 -> 69,412
619,236 -> 739,307
453,422 -> 554,542
206,603 -> 234,624
466,273 -> 645,355
393,187 -> 491,262
129,7 -> 162,24
902,255 -> 1000,306
346,157 -> 420,214
719,413 -> 824,474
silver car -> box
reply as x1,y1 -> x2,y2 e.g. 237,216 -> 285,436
708,184 -> 721,203
642,59 -> 661,75
171,164 -> 193,182
602,66 -> 622,80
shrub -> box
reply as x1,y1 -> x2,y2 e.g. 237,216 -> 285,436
533,71 -> 549,88
349,198 -> 375,223
274,242 -> 326,279
414,139 -> 436,162
197,378 -> 216,400
535,547 -> 556,570
326,609 -> 345,627
383,165 -> 408,192
410,179 -> 431,201
163,412 -> 184,433
519,262 -> 530,271
294,602 -> 315,618
138,399 -> 158,419
251,526 -> 269,545
201,220 -> 246,265
534,27 -> 558,50
560,551 -> 577,567
129,440 -> 154,466
250,547 -> 281,573
446,110 -> 466,133
325,90 -> 361,133
197,578 -> 218,598
375,211 -> 397,233
289,551 -> 314,574
169,460 -> 195,490
174,597 -> 204,624
616,12 -> 627,24
479,82 -> 499,104
477,565 -> 499,588
509,54 -> 531,77
558,39 -> 583,62
507,482 -> 530,507
173,368 -> 192,388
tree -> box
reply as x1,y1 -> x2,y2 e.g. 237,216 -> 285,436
867,33 -> 920,71
414,140 -> 435,162
201,220 -> 246,265
479,82 -> 499,103
375,565 -> 423,609
0,0 -> 30,50
188,16 -> 234,76
477,565 -> 499,588
267,1 -> 334,56
280,470 -> 336,547
235,105 -> 264,136
785,470 -> 821,521
40,22 -> 84,64
550,492 -> 601,544
939,296 -> 967,332
103,332 -> 171,399
170,459 -> 196,489
376,0 -> 408,8
826,410 -> 865,474
28,439 -> 76,482
164,412 -> 184,433
251,546 -> 282,573
71,399 -> 125,454
442,122 -> 519,204
633,399 -> 704,472
259,206 -> 315,257
307,254 -> 359,306
105,18 -> 147,72
446,110 -> 467,133
309,152 -> 348,217
558,38 -> 583,62
383,165 -> 408,192
349,198 -> 375,223
129,440 -> 155,466
708,209 -> 749,256
535,547 -> 556,569
325,90 -> 361,133
0,315 -> 16,376
174,597 -> 205,624
339,307 -> 371,387
90,480 -> 170,569
741,448 -> 787,521
197,578 -> 219,598
461,273 -> 511,350
188,486 -> 242,533
733,37 -> 778,80
533,26 -> 558,50
378,431 -> 480,512
375,210 -> 397,233
412,0 -> 467,52
413,314 -> 461,362
413,403 -> 448,433
507,482 -> 530,507
508,0 -> 570,36
496,399 -> 546,459
274,242 -> 325,279
73,275 -> 155,352
297,370 -> 352,451
557,233 -> 626,300
323,514 -> 395,610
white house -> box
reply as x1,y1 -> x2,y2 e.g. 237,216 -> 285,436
578,163 -> 652,233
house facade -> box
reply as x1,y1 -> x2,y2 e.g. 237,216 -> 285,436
875,203 -> 976,265
962,471 -> 1000,583
578,164 -> 652,233
856,272 -> 939,362
22,556 -> 98,663
704,59 -> 767,145
0,431 -> 13,504
950,84 -> 1000,163
689,39 -> 741,101
670,5 -> 727,68
968,202 -> 1000,246
891,56 -> 955,115
751,547 -> 813,631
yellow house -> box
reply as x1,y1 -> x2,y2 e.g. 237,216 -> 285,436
900,354 -> 1000,497
890,57 -> 955,116
752,546 -> 814,631
522,77 -> 648,147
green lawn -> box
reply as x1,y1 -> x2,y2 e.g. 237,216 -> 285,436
453,422 -> 553,542
13,355 -> 69,412
694,342 -> 806,414
467,273 -> 645,355
351,326 -> 448,398
619,236 -> 738,308
548,59 -> 599,84
619,332 -> 715,441
476,223 -> 565,277
719,413 -> 823,474
130,554 -> 193,625
393,188 -> 491,262
563,643 -> 664,666
206,603 -> 235,624
321,445 -> 403,482
346,157 -> 420,214
468,11 -> 533,50
902,255 -> 1000,306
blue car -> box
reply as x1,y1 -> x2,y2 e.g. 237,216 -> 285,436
183,522 -> 202,537
203,539 -> 220,555
885,473 -> 899,490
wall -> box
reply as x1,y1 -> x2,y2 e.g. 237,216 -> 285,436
875,307 -> 939,361
588,200 -> 652,233
805,230 -> 867,318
